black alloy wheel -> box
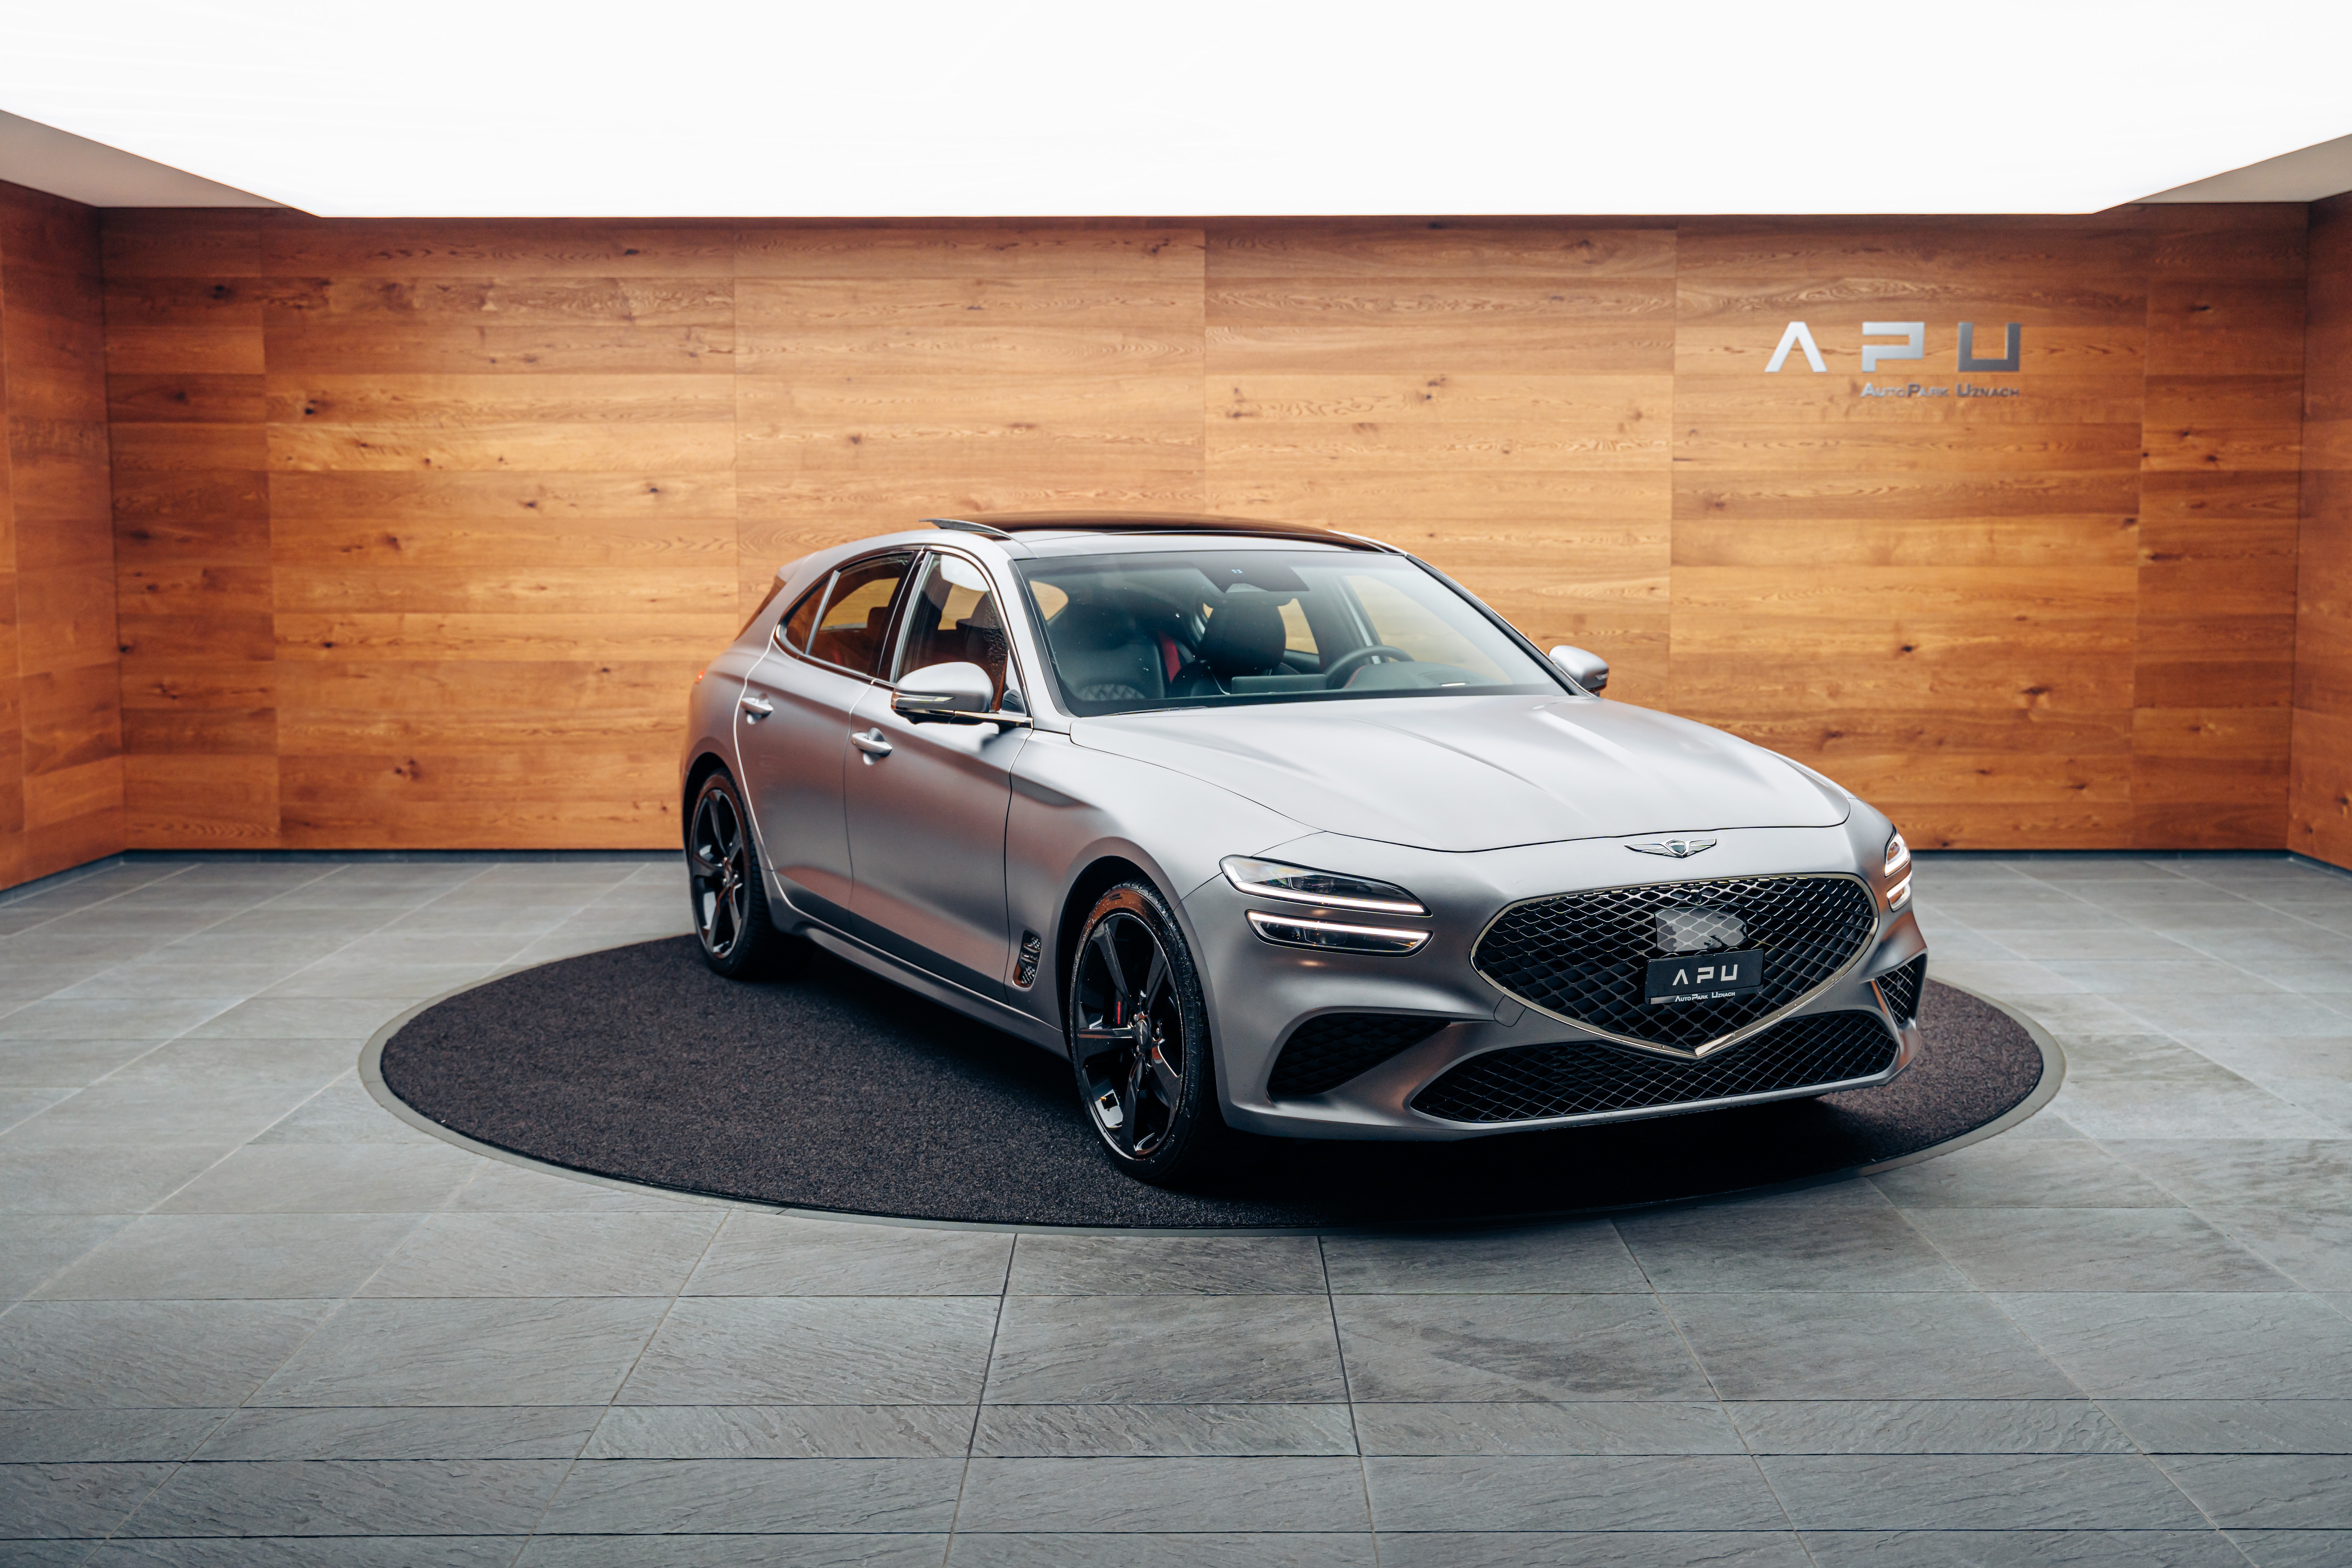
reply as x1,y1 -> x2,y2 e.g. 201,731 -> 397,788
1068,881 -> 1229,1183
687,770 -> 802,980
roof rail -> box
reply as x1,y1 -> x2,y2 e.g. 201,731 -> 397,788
925,511 -> 1362,545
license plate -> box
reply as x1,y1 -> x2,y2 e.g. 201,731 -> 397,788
1646,948 -> 1764,1005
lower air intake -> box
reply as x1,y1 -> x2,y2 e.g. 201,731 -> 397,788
1411,1011 -> 1898,1124
1267,1014 -> 1448,1098
1875,954 -> 1928,1024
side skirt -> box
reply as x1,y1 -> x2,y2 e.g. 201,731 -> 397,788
798,924 -> 1066,1057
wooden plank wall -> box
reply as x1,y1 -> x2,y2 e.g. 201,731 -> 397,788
77,208 -> 2321,865
1206,225 -> 1676,692
2294,192 -> 2352,868
1670,212 -> 2306,849
0,180 -> 119,890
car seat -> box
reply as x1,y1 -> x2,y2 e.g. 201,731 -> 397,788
1171,597 -> 1287,696
1047,604 -> 1165,703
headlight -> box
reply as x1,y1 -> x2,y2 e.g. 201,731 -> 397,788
1245,911 -> 1430,954
1883,829 -> 1912,910
1220,856 -> 1426,916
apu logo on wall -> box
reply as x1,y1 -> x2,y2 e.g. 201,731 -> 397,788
1767,321 -> 2024,399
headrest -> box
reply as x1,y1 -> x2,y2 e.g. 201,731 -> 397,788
1048,603 -> 1138,652
1046,603 -> 1163,700
1197,596 -> 1288,678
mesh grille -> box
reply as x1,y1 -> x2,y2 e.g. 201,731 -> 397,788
1474,874 -> 1877,1050
1412,1011 -> 1899,1124
1267,1014 -> 1448,1098
1875,954 -> 1928,1024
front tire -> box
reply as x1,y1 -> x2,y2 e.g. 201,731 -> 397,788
1067,881 -> 1230,1184
687,770 -> 804,980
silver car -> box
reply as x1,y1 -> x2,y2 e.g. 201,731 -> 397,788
681,514 -> 1928,1184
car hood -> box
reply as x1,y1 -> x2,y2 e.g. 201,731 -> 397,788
1069,695 -> 1849,852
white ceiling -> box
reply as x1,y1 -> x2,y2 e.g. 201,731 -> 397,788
1,0 -> 2347,217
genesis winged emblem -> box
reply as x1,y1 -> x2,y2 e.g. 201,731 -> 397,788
1629,835 -> 1718,859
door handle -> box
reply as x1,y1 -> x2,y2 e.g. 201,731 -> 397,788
851,728 -> 893,758
739,694 -> 774,720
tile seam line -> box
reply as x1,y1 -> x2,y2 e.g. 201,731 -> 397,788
2062,878 -> 2352,1123
944,1255 -> 1012,1553
0,862 -> 391,1316
104,860 -> 496,1215
1635,1220 -> 1816,1556
0,858 -> 192,922
1901,1188 -> 2241,1549
1317,1233 -> 1376,1555
0,861 -> 202,1026
39,865 -> 505,1547
2055,862 -> 2352,1028
507,1201 -> 734,1564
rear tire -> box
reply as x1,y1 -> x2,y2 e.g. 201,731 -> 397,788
687,770 -> 806,980
1066,880 -> 1231,1184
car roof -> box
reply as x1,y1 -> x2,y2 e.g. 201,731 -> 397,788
926,511 -> 1391,552
761,514 -> 1396,591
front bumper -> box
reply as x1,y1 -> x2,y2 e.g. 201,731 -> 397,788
1183,822 -> 1927,1141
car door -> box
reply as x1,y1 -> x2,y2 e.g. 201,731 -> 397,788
736,551 -> 916,927
844,548 -> 1030,999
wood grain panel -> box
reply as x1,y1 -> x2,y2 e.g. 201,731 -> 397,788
43,208 -> 2322,868
264,374 -> 737,424
124,753 -> 276,846
102,213 -> 273,854
2134,206 -> 2305,847
734,224 -> 1204,281
1208,223 -> 1674,701
1671,218 -> 2161,846
2132,706 -> 2294,847
120,657 -> 276,754
262,223 -> 736,277
1672,375 -> 2148,429
0,180 -> 119,887
737,226 -> 1207,615
2294,194 -> 2352,868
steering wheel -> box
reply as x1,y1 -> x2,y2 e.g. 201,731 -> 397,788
1322,645 -> 1413,688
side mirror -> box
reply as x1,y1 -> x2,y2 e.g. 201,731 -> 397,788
892,661 -> 1025,725
1549,645 -> 1609,693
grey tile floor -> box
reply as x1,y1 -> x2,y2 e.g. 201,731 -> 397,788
1,854 -> 2351,1564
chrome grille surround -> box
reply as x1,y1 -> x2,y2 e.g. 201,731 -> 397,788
1472,872 -> 1879,1060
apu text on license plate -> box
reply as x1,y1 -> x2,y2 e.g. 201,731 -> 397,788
1645,948 -> 1765,1006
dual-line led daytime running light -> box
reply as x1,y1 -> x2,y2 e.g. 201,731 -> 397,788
1245,911 -> 1430,955
1883,830 -> 1912,911
1224,855 -> 1430,954
1220,856 -> 1426,916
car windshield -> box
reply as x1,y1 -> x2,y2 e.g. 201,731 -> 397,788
1016,548 -> 1563,716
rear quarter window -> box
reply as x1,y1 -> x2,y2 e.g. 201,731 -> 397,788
777,577 -> 830,651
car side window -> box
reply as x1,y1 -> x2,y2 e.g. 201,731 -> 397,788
805,554 -> 914,677
893,553 -> 1013,705
776,577 -> 829,652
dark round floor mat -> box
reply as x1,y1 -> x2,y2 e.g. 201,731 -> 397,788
376,937 -> 2046,1228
